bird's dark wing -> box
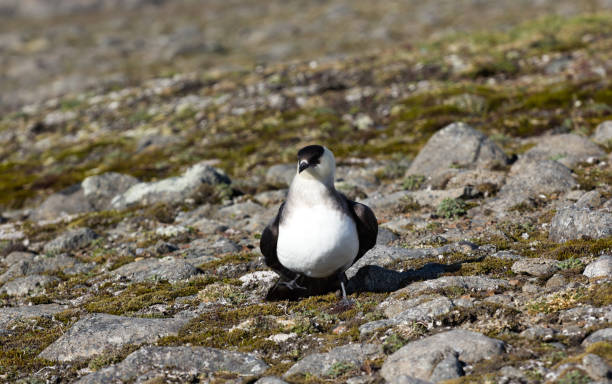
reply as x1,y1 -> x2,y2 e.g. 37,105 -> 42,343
260,202 -> 295,279
341,195 -> 378,263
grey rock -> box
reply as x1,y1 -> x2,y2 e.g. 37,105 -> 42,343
346,245 -> 433,280
38,313 -> 189,362
43,227 -> 99,254
358,190 -> 409,211
429,351 -> 464,382
0,254 -> 91,283
388,376 -> 434,384
392,275 -> 510,297
582,328 -> 612,346
112,256 -> 200,282
360,296 -> 456,335
284,343 -> 382,378
381,330 -> 505,382
216,201 -> 265,220
583,255 -> 612,278
265,164 -> 295,187
255,377 -> 290,384
592,121 -> 612,146
376,227 -> 399,245
82,172 -> 139,210
406,188 -> 465,207
76,346 -> 268,383
443,93 -> 487,113
111,162 -> 230,209
254,189 -> 287,206
511,258 -> 559,278
490,160 -> 576,211
559,305 -> 612,326
1,251 -> 36,266
549,207 -> 612,242
522,134 -> 604,168
446,169 -> 506,192
0,274 -> 59,296
575,190 -> 602,209
190,218 -> 228,234
491,250 -> 522,260
520,326 -> 557,341
30,185 -> 94,221
581,354 -> 611,380
407,122 -> 507,176
546,273 -> 568,289
0,304 -> 69,329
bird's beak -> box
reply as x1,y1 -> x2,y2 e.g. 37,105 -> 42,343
298,160 -> 309,173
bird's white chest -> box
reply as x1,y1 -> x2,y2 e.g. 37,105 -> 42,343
277,204 -> 359,278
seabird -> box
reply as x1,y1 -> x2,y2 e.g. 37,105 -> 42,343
260,145 -> 378,304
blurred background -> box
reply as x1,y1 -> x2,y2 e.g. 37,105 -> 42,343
1,0 -> 610,111
0,0 -> 611,211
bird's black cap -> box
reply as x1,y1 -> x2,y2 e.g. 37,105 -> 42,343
297,145 -> 324,173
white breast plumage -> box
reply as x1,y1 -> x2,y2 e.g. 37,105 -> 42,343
277,204 -> 359,278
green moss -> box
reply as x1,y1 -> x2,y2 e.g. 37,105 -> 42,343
85,276 -> 218,315
402,174 -> 426,190
436,198 -> 468,219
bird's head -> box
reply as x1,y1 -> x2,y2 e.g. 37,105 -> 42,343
296,144 -> 336,186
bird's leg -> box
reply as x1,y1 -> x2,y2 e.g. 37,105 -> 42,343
279,274 -> 307,291
335,272 -> 355,310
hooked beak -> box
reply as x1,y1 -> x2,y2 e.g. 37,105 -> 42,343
298,160 -> 309,173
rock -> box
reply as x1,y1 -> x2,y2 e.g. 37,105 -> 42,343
490,160 -> 576,211
239,271 -> 278,291
581,354 -> 611,381
111,162 -> 230,209
381,330 -> 505,382
254,189 -> 287,206
407,122 -> 507,176
511,258 -> 559,278
520,326 -> 557,341
30,184 -> 94,221
265,164 -> 295,187
216,201 -> 265,220
1,251 -> 36,266
0,254 -> 92,283
0,304 -> 69,329
549,207 -> 612,242
284,343 -> 382,378
82,172 -> 139,210
546,273 -> 568,289
376,227 -> 398,245
255,377 -> 290,384
574,190 -> 602,209
592,121 -> 612,146
38,313 -> 189,362
582,328 -> 612,346
360,296 -> 457,335
392,276 -> 510,297
583,255 -> 612,278
43,227 -> 99,254
76,346 -> 268,383
0,274 -> 60,296
443,93 -> 487,113
559,305 -> 612,326
358,191 -> 409,211
111,256 -> 200,282
446,169 -> 506,192
345,245 -> 433,280
388,376 -> 434,384
190,218 -> 229,234
406,188 -> 465,207
522,134 -> 604,168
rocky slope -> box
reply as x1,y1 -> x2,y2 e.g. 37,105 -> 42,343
0,4 -> 612,384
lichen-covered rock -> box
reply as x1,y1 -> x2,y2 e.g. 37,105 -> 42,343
549,207 -> 612,242
0,254 -> 92,283
407,122 -> 508,176
111,256 -> 200,282
511,258 -> 559,278
82,172 -> 139,210
265,164 -> 295,187
582,328 -> 612,346
391,275 -> 510,297
522,134 -> 605,168
0,304 -> 69,330
583,255 -> 612,278
38,313 -> 189,362
43,227 -> 99,254
30,185 -> 94,221
381,330 -> 505,382
592,120 -> 612,146
111,162 -> 230,209
284,343 -> 382,378
76,346 -> 268,383
0,274 -> 60,296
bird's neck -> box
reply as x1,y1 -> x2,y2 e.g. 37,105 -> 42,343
288,174 -> 335,206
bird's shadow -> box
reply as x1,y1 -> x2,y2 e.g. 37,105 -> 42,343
346,257 -> 485,295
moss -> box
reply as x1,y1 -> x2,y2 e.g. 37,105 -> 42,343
436,198 -> 468,219
85,276 -> 218,315
586,341 -> 612,361
402,174 -> 426,190
144,202 -> 177,224
87,344 -> 140,371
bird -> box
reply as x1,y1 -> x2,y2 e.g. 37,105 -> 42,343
260,144 -> 378,305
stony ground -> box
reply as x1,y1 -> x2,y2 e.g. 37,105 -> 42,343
1,1 -> 612,383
